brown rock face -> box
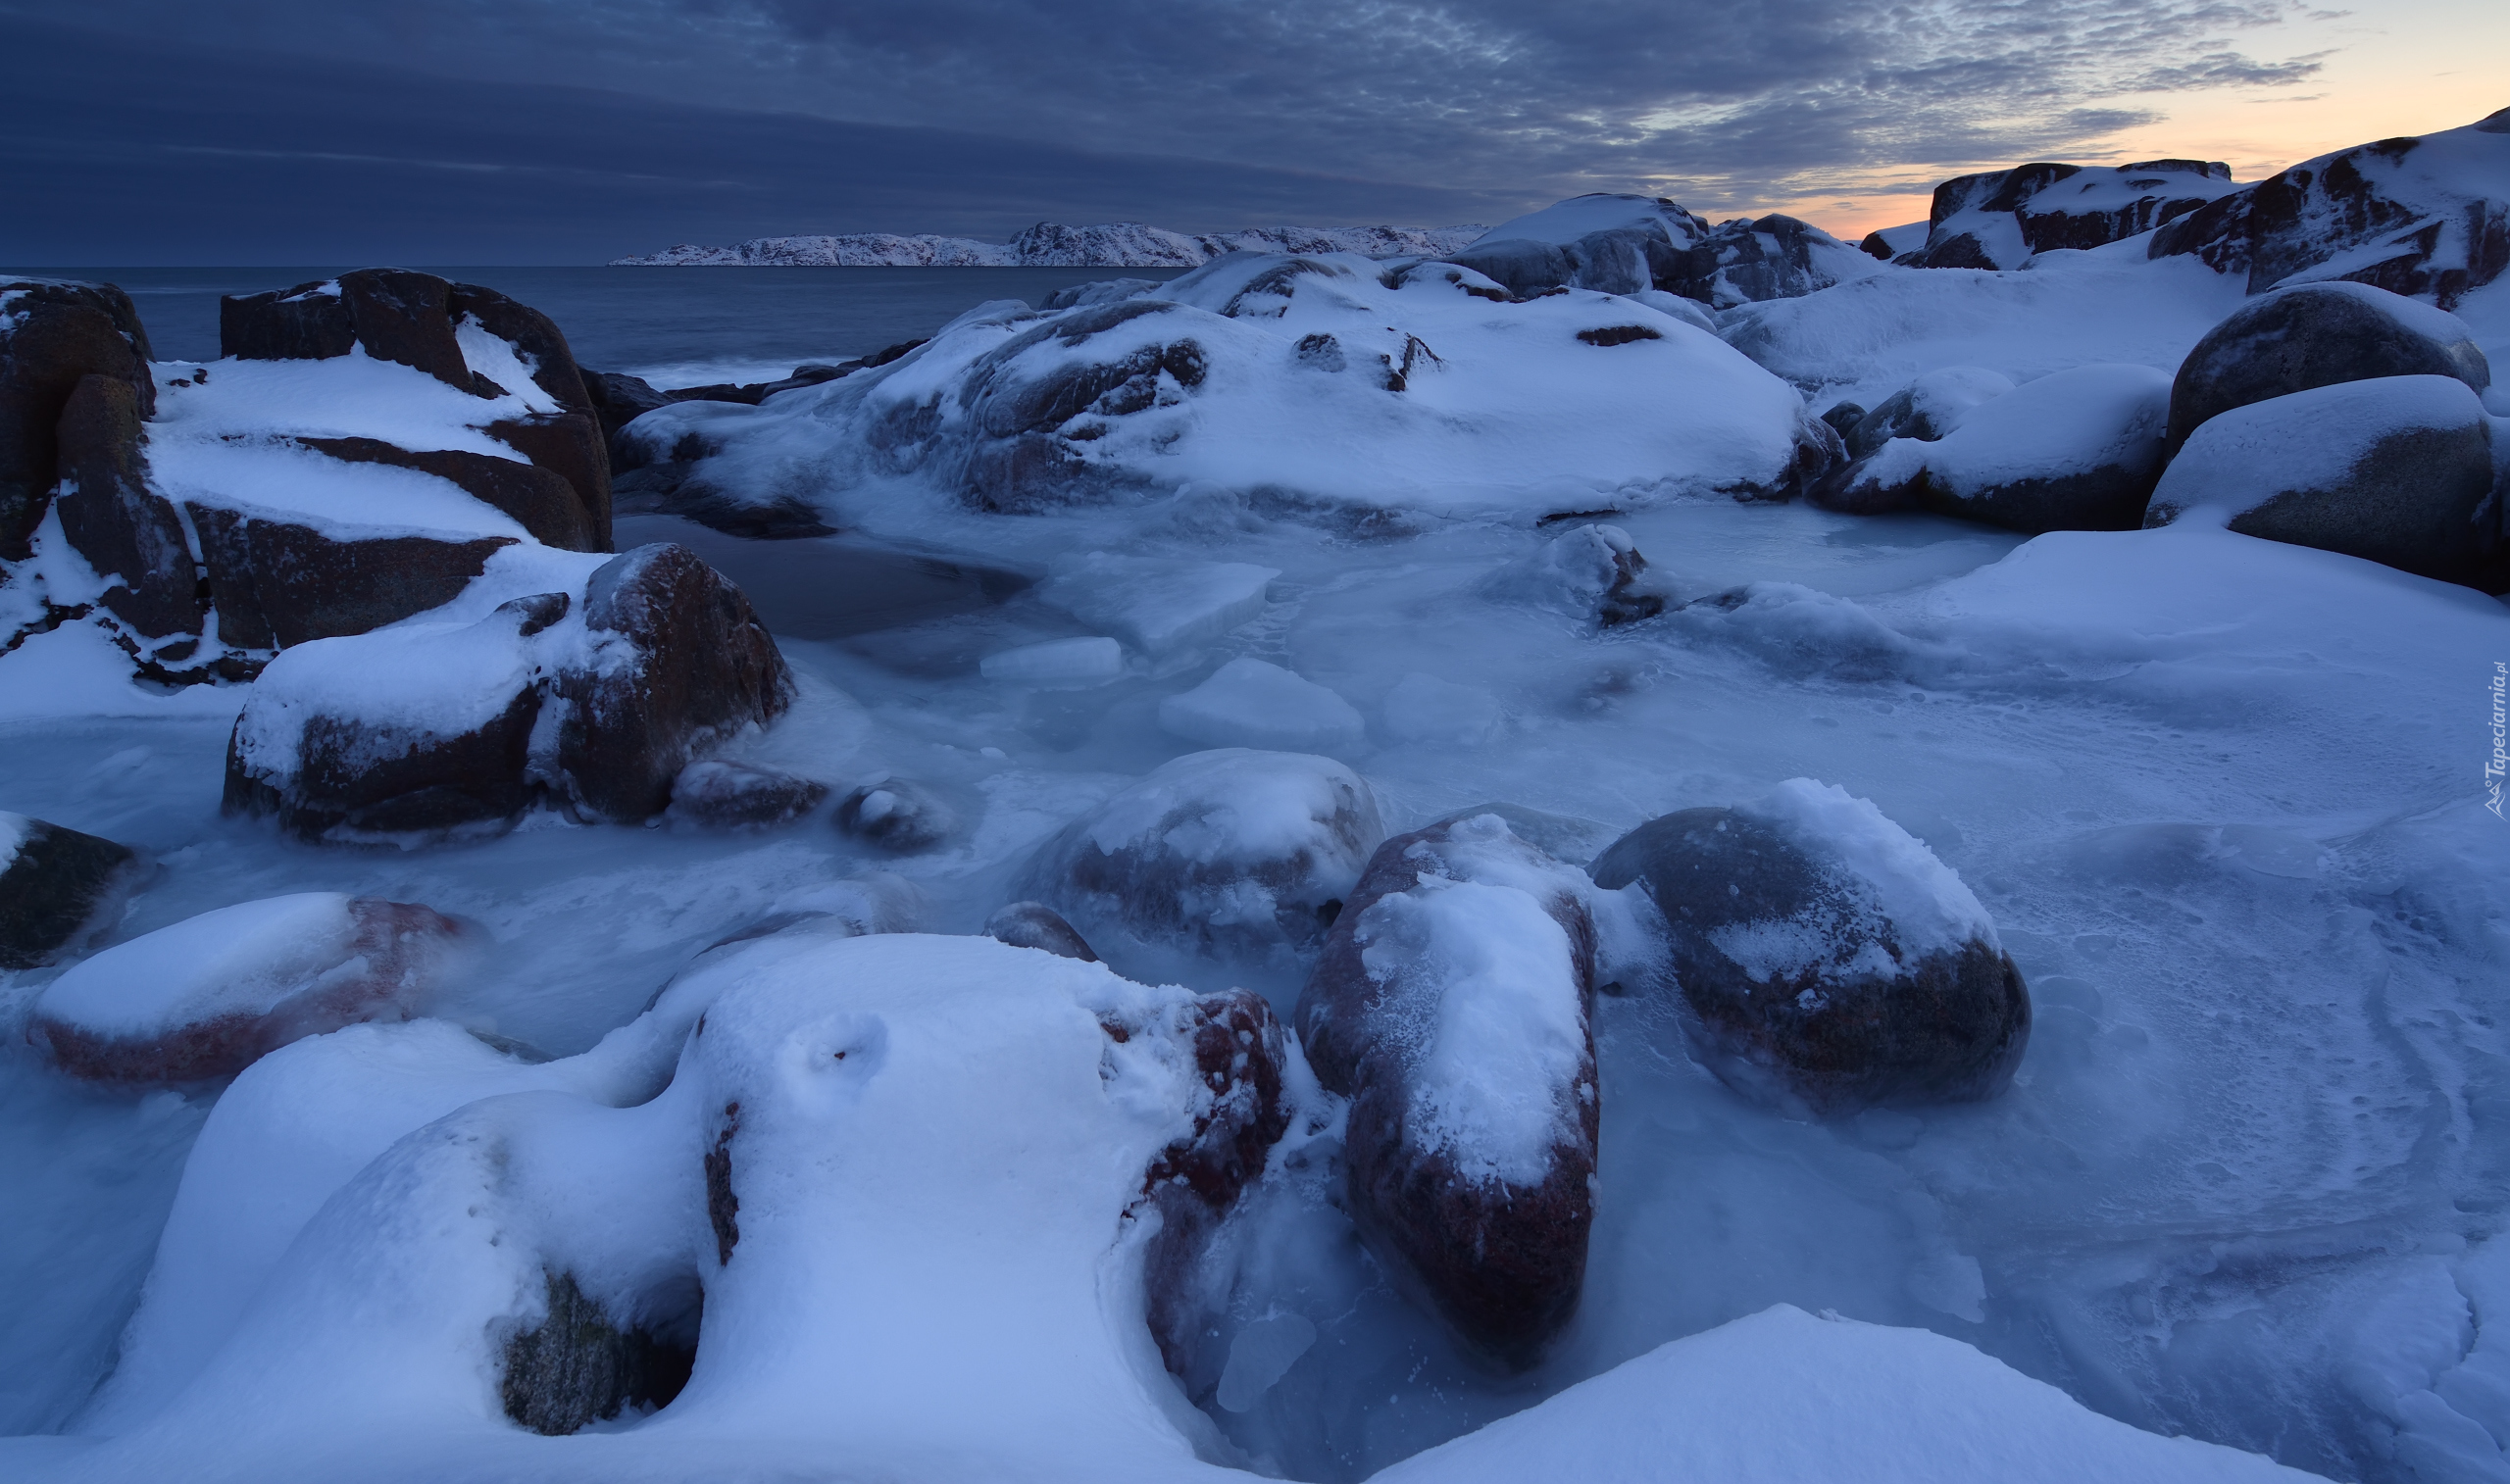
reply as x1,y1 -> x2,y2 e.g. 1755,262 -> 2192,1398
553,544 -> 793,822
50,374 -> 203,648
1,279 -> 154,559
294,433 -> 597,551
225,679 -> 543,841
1297,816 -> 1600,1367
31,898 -> 467,1082
189,504 -> 514,652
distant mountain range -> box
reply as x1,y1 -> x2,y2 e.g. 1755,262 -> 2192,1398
611,220 -> 1489,268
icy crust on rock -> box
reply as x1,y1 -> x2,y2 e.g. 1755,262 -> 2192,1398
1374,1305 -> 2315,1484
72,932 -> 1280,1482
615,251 -> 1820,522
613,220 -> 1488,268
1348,816 -> 1595,1183
2147,374 -> 2495,524
1746,783 -> 1997,968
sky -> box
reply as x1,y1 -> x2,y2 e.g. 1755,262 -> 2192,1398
2,0 -> 2503,264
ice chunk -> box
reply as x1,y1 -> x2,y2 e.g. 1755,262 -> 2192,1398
979,635 -> 1124,686
1036,555 -> 1278,654
1159,658 -> 1365,751
1217,1312 -> 1319,1412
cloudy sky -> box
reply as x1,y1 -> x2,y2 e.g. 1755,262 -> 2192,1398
2,0 -> 2501,263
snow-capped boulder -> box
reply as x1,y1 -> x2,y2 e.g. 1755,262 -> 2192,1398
224,543 -> 792,838
1030,748 -> 1384,965
2165,281 -> 2492,451
1907,161 -> 2237,270
1817,365 -> 2174,532
1590,780 -> 2030,1114
834,776 -> 955,853
1841,367 -> 2016,459
618,251 -> 1830,524
27,892 -> 469,1082
1,277 -> 154,561
2144,374 -> 2502,589
1296,815 -> 1600,1365
0,812 -> 143,969
664,759 -> 828,829
2150,107 -> 2510,307
1448,197 -> 1881,308
983,900 -> 1100,961
1665,214 -> 1885,309
1157,659 -> 1367,752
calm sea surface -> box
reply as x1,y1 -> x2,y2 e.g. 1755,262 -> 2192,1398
10,266 -> 1190,387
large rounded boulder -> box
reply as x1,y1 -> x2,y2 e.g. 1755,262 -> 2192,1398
2166,282 -> 2492,453
1590,780 -> 2029,1114
1,277 -> 154,561
1029,748 -> 1383,965
1297,814 -> 1600,1366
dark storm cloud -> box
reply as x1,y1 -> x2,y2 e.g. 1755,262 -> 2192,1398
1,0 -> 2322,262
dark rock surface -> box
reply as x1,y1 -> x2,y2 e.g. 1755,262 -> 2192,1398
187,505 -> 512,653
31,896 -> 468,1082
499,1269 -> 696,1436
50,374 -> 204,651
2165,281 -> 2493,452
0,814 -> 143,970
1664,215 -> 1842,306
552,543 -> 793,822
2149,109 -> 2510,307
225,670 -> 542,840
953,300 -> 1210,512
1297,816 -> 1599,1365
1904,161 -> 2235,270
1591,799 -> 2030,1114
665,759 -> 828,828
982,901 -> 1099,961
1,278 -> 154,560
482,414 -> 614,552
295,434 -> 596,551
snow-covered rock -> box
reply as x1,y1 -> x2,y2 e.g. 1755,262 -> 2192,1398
1,277 -> 153,562
1029,748 -> 1383,966
1590,779 -> 2030,1114
2150,106 -> 2510,308
982,900 -> 1099,961
0,812 -> 142,969
834,776 -> 956,853
1295,814 -> 1600,1364
1450,196 -> 1883,307
612,220 -> 1488,269
663,759 -> 827,829
2166,280 -> 2493,451
1817,364 -> 2174,532
27,893 -> 470,1082
616,251 -> 1833,524
1908,160 -> 2238,270
223,542 -> 792,839
1157,659 -> 1366,752
1839,367 -> 2016,459
1484,521 -> 1673,625
2145,373 -> 2503,589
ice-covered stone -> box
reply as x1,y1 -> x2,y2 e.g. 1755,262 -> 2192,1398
2165,281 -> 2492,452
981,900 -> 1099,961
1591,780 -> 2030,1114
664,759 -> 828,829
1297,815 -> 1600,1364
2145,374 -> 2501,589
834,777 -> 956,854
1031,747 -> 1383,963
28,893 -> 470,1082
1159,658 -> 1366,752
1487,522 -> 1671,626
0,812 -> 143,969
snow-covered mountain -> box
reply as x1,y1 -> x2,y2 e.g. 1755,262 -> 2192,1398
613,220 -> 1488,268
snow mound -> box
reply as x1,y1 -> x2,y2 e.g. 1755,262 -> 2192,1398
1158,659 -> 1366,752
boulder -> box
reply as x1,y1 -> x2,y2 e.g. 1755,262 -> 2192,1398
223,270 -> 473,390
2144,374 -> 2501,588
49,374 -> 206,655
833,777 -> 955,853
1296,815 -> 1600,1364
982,901 -> 1099,961
185,504 -> 512,654
480,414 -> 614,552
294,434 -> 596,551
580,369 -> 681,447
226,544 -> 793,838
1030,748 -> 1383,964
1590,780 -> 2030,1114
2165,281 -> 2492,452
955,298 -> 1211,511
1664,215 -> 1860,307
1817,365 -> 2174,533
1,277 -> 154,560
1842,368 -> 2016,460
1905,160 -> 2237,270
2149,109 -> 2510,307
28,892 -> 469,1081
665,759 -> 828,829
0,813 -> 144,969
551,544 -> 792,822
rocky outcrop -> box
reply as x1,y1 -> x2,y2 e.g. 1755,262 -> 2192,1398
1031,748 -> 1383,965
50,373 -> 205,659
2145,374 -> 2501,589
1443,196 -> 1875,307
1,278 -> 154,560
29,893 -> 468,1081
225,543 -> 792,839
1905,161 -> 2236,271
1664,214 -> 1869,308
2149,108 -> 2510,308
1590,781 -> 2030,1114
292,435 -> 596,552
1296,815 -> 1599,1365
0,813 -> 144,969
2165,281 -> 2492,452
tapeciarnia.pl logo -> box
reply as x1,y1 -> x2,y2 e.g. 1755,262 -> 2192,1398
2490,661 -> 2507,818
